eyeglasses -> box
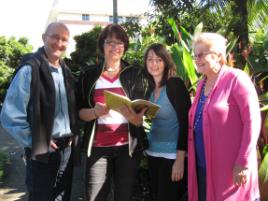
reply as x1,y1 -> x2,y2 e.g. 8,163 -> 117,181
193,51 -> 217,60
105,40 -> 124,48
46,34 -> 69,45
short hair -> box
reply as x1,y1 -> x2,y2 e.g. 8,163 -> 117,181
98,24 -> 129,55
192,32 -> 227,65
144,43 -> 176,87
44,22 -> 69,35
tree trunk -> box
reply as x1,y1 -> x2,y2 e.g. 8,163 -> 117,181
232,0 -> 249,69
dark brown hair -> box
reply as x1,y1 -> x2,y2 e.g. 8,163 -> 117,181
98,24 -> 129,55
144,43 -> 176,87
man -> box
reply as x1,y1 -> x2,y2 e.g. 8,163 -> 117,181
0,22 -> 80,201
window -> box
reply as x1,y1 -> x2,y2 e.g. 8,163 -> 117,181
109,16 -> 124,23
82,14 -> 90,21
118,16 -> 124,23
109,16 -> 113,23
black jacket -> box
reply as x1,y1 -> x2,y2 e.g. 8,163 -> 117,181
77,60 -> 151,156
21,47 -> 80,164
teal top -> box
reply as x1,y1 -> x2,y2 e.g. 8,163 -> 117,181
147,86 -> 179,156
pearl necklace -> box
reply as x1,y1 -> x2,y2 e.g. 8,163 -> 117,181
106,68 -> 116,72
105,66 -> 120,73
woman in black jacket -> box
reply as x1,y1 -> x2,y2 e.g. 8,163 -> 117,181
76,24 -> 150,201
144,43 -> 191,201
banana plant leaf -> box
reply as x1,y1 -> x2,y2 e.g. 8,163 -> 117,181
168,18 -> 180,42
261,105 -> 268,112
259,150 -> 268,183
182,48 -> 199,91
170,44 -> 187,82
193,23 -> 203,37
226,37 -> 238,56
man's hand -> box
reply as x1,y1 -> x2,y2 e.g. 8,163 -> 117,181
50,140 -> 58,150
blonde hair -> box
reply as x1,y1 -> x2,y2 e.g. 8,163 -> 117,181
193,32 -> 227,65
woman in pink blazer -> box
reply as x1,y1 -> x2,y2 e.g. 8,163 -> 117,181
188,32 -> 261,201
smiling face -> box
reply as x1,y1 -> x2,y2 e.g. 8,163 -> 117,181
193,42 -> 222,76
103,35 -> 125,63
42,23 -> 69,65
146,50 -> 165,80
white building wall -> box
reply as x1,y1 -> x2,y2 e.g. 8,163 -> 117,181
47,0 -> 152,56
57,13 -> 81,21
90,15 -> 110,22
57,13 -> 110,22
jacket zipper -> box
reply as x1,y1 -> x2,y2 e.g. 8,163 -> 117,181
119,65 -> 137,157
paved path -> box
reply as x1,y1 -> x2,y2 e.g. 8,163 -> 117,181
0,127 -> 85,201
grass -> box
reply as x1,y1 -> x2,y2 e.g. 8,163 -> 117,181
0,150 -> 9,184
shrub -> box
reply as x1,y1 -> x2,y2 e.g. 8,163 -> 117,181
0,150 -> 9,184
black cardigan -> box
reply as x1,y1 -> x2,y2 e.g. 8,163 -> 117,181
165,77 -> 191,151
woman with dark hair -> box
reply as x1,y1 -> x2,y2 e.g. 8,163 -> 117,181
77,24 -> 150,201
144,43 -> 191,201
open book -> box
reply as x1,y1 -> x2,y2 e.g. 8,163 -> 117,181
104,90 -> 160,118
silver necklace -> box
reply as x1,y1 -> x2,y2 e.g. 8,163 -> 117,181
106,68 -> 116,72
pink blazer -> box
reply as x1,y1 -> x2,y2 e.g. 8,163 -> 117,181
188,66 -> 261,201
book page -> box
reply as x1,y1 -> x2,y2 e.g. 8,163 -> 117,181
104,91 -> 132,112
132,100 -> 160,118
104,90 -> 160,118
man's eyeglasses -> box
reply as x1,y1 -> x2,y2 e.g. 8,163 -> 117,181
46,34 -> 69,45
105,40 -> 124,47
193,51 -> 217,60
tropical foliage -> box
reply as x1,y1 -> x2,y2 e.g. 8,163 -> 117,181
0,36 -> 33,102
149,0 -> 268,69
64,26 -> 103,77
0,150 -> 9,184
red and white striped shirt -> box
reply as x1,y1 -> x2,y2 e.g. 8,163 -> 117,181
93,73 -> 128,147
